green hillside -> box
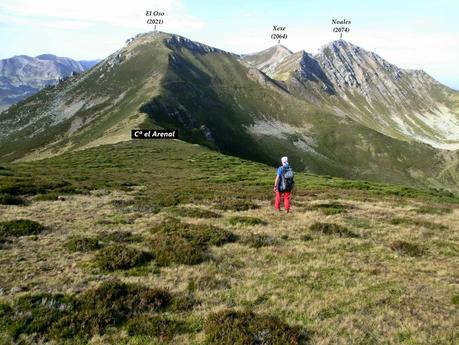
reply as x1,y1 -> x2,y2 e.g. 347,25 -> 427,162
0,139 -> 457,344
0,32 -> 457,192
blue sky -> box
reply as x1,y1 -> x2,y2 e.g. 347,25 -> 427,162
1,0 -> 458,89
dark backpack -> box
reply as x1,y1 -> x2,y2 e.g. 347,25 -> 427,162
278,166 -> 294,192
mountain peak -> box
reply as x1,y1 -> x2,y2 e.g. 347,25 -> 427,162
318,39 -> 362,54
273,44 -> 293,54
123,31 -> 227,55
241,44 -> 293,74
36,54 -> 58,60
244,44 -> 293,58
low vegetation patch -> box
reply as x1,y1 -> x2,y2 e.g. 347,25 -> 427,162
452,295 -> 459,305
125,314 -> 186,340
204,309 -> 308,345
0,179 -> 86,197
152,234 -> 206,266
228,216 -> 267,226
96,213 -> 135,225
390,217 -> 447,230
126,195 -> 161,214
345,217 -> 371,229
128,190 -> 195,214
413,206 -> 452,215
110,198 -> 134,208
52,280 -> 172,339
0,180 -> 63,196
313,202 -> 349,215
66,236 -> 101,252
242,233 -> 278,248
99,230 -> 138,243
390,241 -> 425,257
309,222 -> 358,238
214,198 -> 260,211
0,165 -> 13,176
300,234 -> 313,241
151,218 -> 237,247
188,274 -> 231,291
95,245 -> 153,271
119,181 -> 138,191
0,219 -> 46,239
111,197 -> 172,216
150,219 -> 236,266
33,193 -> 61,201
0,293 -> 76,341
170,207 -> 222,219
0,193 -> 26,205
170,294 -> 197,312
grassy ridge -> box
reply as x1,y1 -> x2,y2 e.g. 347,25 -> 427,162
0,140 -> 456,205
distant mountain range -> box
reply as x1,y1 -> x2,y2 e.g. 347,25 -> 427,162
0,32 -> 457,191
0,55 -> 100,111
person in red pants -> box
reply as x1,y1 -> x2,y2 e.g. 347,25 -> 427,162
273,156 -> 294,213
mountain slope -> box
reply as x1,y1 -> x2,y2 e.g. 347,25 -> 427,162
269,40 -> 459,150
0,32 -> 457,191
0,54 -> 91,112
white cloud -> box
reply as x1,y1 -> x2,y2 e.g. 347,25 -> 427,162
0,13 -> 28,25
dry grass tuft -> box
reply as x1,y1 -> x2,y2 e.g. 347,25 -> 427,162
214,198 -> 260,211
65,236 -> 101,252
390,240 -> 425,257
170,206 -> 222,219
229,216 -> 267,226
309,222 -> 358,238
241,233 -> 278,248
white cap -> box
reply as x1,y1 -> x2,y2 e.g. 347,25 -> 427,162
281,156 -> 288,165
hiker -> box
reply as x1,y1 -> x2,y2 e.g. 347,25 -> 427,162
273,156 -> 294,213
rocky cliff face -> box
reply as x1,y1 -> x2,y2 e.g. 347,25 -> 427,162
263,39 -> 459,150
314,40 -> 440,108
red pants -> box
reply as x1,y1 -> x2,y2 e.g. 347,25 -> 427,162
275,191 -> 290,211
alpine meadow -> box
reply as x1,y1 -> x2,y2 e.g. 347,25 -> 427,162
0,29 -> 458,345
